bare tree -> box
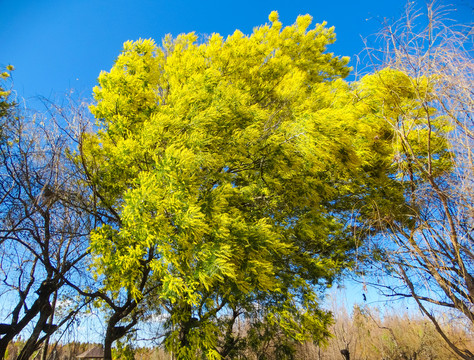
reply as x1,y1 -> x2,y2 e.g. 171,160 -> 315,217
360,2 -> 474,359
24,94 -> 161,360
0,81 -> 95,360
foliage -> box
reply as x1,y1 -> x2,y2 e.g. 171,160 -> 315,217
85,12 -> 410,358
353,67 -> 452,221
0,65 -> 15,119
113,340 -> 136,360
0,66 -> 16,143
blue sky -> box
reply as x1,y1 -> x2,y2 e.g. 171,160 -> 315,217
2,0 -> 470,104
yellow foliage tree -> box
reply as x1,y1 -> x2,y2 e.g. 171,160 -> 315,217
83,12 -> 423,359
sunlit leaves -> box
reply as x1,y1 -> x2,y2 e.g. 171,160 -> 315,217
85,12 -> 422,358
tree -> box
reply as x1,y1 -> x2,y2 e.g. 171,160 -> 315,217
0,75 -> 94,360
359,2 -> 474,359
85,12 -> 407,359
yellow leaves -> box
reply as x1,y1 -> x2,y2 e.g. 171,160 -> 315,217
78,13 -> 464,357
86,14 -> 380,345
0,65 -> 14,83
355,68 -> 452,176
356,68 -> 428,118
205,349 -> 221,360
161,274 -> 200,305
268,11 -> 279,23
90,39 -> 163,139
296,14 -> 313,33
122,38 -> 157,55
274,67 -> 306,100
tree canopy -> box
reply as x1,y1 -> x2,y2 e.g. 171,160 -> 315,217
82,12 -> 426,359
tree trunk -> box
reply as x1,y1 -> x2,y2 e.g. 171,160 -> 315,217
103,327 -> 115,360
103,316 -> 121,360
41,290 -> 58,360
103,306 -> 136,360
0,336 -> 13,360
17,301 -> 52,360
0,287 -> 53,360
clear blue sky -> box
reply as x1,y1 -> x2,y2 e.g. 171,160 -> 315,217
2,0 -> 471,103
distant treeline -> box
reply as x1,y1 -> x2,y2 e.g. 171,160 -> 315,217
5,306 -> 473,360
